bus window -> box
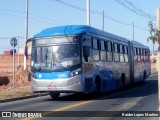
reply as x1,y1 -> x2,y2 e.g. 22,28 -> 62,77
124,46 -> 128,54
100,40 -> 105,50
140,49 -> 143,62
137,48 -> 140,62
144,49 -> 147,62
92,38 -> 100,61
120,45 -> 123,53
120,45 -> 124,62
114,43 -> 118,52
107,41 -> 112,52
106,41 -> 112,62
100,40 -> 106,61
124,46 -> 128,62
142,49 -> 145,62
134,48 -> 136,55
134,48 -> 136,62
92,38 -> 98,49
114,43 -> 120,62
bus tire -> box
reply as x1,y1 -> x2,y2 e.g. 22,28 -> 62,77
120,74 -> 125,89
141,71 -> 146,84
49,92 -> 60,100
94,76 -> 101,96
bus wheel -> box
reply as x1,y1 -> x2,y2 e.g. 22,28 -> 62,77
49,92 -> 60,100
141,71 -> 146,84
94,77 -> 101,96
120,74 -> 125,89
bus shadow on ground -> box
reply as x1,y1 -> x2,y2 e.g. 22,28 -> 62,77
45,79 -> 158,102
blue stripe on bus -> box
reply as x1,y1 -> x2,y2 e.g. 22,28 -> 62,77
35,71 -> 70,79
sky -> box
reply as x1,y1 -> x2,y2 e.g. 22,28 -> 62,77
0,0 -> 159,53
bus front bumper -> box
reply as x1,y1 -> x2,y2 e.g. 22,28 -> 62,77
31,75 -> 83,93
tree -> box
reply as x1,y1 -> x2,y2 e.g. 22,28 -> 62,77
147,36 -> 156,55
148,21 -> 160,112
148,21 -> 160,44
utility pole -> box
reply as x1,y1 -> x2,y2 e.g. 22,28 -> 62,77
133,22 -> 134,40
17,36 -> 20,68
86,0 -> 90,26
156,7 -> 160,114
13,44 -> 15,93
24,0 -> 28,70
102,10 -> 104,31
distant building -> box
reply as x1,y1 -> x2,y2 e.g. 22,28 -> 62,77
4,49 -> 16,55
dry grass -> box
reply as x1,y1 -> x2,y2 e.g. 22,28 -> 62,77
0,66 -> 32,101
0,86 -> 34,100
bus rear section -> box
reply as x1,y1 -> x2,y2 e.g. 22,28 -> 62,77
132,41 -> 151,83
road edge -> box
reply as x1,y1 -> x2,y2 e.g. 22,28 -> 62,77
0,93 -> 49,103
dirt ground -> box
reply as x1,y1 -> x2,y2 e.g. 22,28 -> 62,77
0,86 -> 34,100
0,65 -> 32,101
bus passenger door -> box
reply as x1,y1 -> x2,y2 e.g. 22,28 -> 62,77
82,35 -> 94,93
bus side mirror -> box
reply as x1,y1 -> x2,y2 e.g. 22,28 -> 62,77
25,46 -> 28,59
83,46 -> 90,62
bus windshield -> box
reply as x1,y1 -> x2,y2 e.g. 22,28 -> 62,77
31,44 -> 80,70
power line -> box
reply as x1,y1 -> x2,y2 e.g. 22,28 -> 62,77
134,25 -> 149,31
114,0 -> 156,20
53,0 -> 86,12
51,0 -> 148,31
51,0 -> 132,25
52,0 -> 101,14
123,0 -> 155,19
0,8 -> 25,14
0,8 -> 71,25
104,15 -> 132,26
0,1 -> 149,32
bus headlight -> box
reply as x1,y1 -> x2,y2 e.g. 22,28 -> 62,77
69,68 -> 81,77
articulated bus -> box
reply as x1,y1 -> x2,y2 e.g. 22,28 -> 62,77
30,25 -> 151,99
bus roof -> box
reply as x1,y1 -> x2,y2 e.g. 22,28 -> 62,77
33,25 -> 128,42
131,40 -> 149,48
34,25 -> 89,38
33,25 -> 148,48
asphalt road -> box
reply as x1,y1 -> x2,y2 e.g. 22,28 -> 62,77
0,74 -> 158,120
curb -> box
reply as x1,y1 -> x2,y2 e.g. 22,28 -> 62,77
0,93 -> 49,103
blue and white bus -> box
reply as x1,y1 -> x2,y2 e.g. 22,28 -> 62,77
30,25 -> 151,99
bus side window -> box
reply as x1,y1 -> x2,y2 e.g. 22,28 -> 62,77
100,40 -> 106,61
92,38 -> 100,61
114,43 -> 120,62
142,49 -> 145,62
106,41 -> 112,62
144,49 -> 146,62
120,45 -> 124,62
134,47 -> 137,63
140,49 -> 143,62
137,48 -> 140,62
124,46 -> 128,62
139,48 -> 142,62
